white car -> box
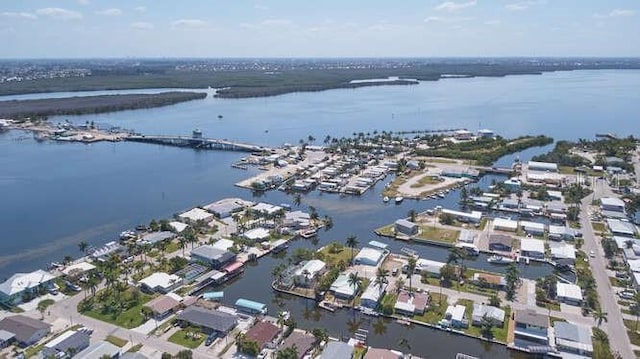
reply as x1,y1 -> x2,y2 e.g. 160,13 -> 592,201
589,250 -> 595,258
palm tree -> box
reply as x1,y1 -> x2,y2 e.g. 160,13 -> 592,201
447,247 -> 463,265
277,311 -> 288,332
347,272 -> 362,296
593,307 -> 608,328
394,277 -> 405,295
346,235 -> 359,264
78,241 -> 88,255
293,194 -> 302,207
178,237 -> 187,256
374,267 -> 390,294
406,257 -> 417,293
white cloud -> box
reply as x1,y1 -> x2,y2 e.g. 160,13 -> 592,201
130,22 -> 154,30
594,9 -> 635,19
505,1 -> 545,11
435,0 -> 477,12
134,6 -> 147,13
35,8 -> 83,20
1,12 -> 37,20
96,8 -> 123,16
425,16 -> 472,23
171,19 -> 208,29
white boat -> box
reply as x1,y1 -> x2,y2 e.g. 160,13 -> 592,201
383,196 -> 390,203
395,196 -> 404,204
437,192 -> 446,198
487,255 -> 515,264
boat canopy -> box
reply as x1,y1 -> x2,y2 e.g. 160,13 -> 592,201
202,292 -> 224,301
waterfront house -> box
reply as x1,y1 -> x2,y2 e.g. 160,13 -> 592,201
244,320 -> 281,350
554,322 -> 593,357
294,259 -> 326,287
527,161 -> 558,172
526,172 -> 563,186
500,198 -> 520,210
0,315 -> 51,347
520,221 -> 545,236
520,238 -> 545,260
472,304 -> 505,326
284,211 -> 311,229
444,304 -> 467,328
549,241 -> 576,266
144,294 -> 181,319
330,274 -> 358,299
394,219 -> 418,236
243,227 -> 271,241
236,298 -> 268,315
363,347 -> 403,359
75,341 -> 121,359
478,129 -> 495,138
453,129 -> 473,141
471,273 -> 506,289
354,247 -> 384,266
492,218 -> 518,232
139,272 -> 182,294
139,231 -> 175,246
503,178 -> 522,191
252,202 -> 283,215
61,261 -> 97,278
601,197 -> 626,213
320,341 -> 354,359
556,283 -> 583,305
178,207 -> 213,224
279,330 -> 315,359
41,330 -> 90,359
415,258 -> 445,277
458,229 -> 475,243
203,198 -> 249,218
176,306 -> 237,336
514,309 -> 550,348
441,208 -> 482,223
359,281 -> 387,309
488,234 -> 514,252
394,290 -> 429,316
0,269 -> 56,305
211,238 -> 235,251
190,245 -> 236,269
169,221 -> 188,233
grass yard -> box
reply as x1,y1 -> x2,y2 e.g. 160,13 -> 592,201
413,293 -> 448,325
105,335 -> 128,347
168,327 -> 206,349
318,245 -> 353,268
127,344 -> 143,353
375,224 -> 395,237
410,175 -> 441,188
591,222 -> 606,232
80,290 -> 155,329
416,226 -> 460,243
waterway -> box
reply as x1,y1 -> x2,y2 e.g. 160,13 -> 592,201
1,69 -> 640,358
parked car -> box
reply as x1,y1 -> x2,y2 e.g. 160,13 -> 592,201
65,280 -> 81,292
589,250 -> 596,258
616,272 -> 629,279
619,291 -> 635,300
205,332 -> 218,346
47,283 -> 59,295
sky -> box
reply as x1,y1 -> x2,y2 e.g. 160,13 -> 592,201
0,0 -> 639,58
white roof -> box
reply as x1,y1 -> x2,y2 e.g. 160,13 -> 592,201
557,283 -> 583,301
62,262 -> 96,276
549,242 -> 576,260
520,238 -> 545,253
547,190 -> 563,199
244,227 -> 271,241
139,272 -> 180,290
178,208 -> 212,222
441,208 -> 482,221
394,301 -> 415,313
493,218 -> 518,230
446,304 -> 466,321
0,270 -> 56,296
601,197 -> 625,208
354,247 -> 384,266
212,238 -> 235,251
607,219 -> 636,236
416,258 -> 445,274
252,202 -> 283,215
360,281 -> 386,305
548,225 -> 568,235
169,221 -> 188,233
330,274 -> 357,297
472,304 -> 505,323
520,221 -> 546,231
295,260 -> 326,277
628,259 -> 640,273
528,161 -> 558,171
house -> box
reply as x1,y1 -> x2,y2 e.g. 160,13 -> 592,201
139,272 -> 182,294
75,341 -> 120,359
394,290 -> 429,316
441,209 -> 482,223
444,304 -> 467,328
243,227 -> 271,241
547,191 -> 563,201
488,234 -> 514,252
492,218 -> 518,232
453,129 -> 473,141
478,129 -> 495,138
190,245 -> 236,269
503,178 -> 522,191
211,238 -> 235,251
472,304 -> 505,326
320,341 -> 354,359
41,330 -> 90,359
236,298 -> 268,315
548,225 -> 574,241
353,247 -> 384,266
607,219 -> 636,237
203,198 -> 249,218
549,242 -> 576,266
330,274 -> 358,299
500,198 -> 520,210
252,202 -> 283,216
415,258 -> 445,277
472,273 -> 506,289
394,219 -> 418,236
61,261 -> 97,278
360,281 -> 387,309
520,238 -> 545,260
176,306 -> 237,335
556,283 -> 583,305
169,221 -> 188,233
0,330 -> 15,349
0,315 -> 51,347
520,221 -> 545,236
139,231 -> 175,246
528,161 -> 558,172
294,260 -> 326,287
554,322 -> 593,357
0,270 -> 56,305
363,347 -> 403,359
284,211 -> 311,229
601,197 -> 626,213
144,295 -> 181,319
244,320 -> 280,350
178,207 -> 213,224
514,309 -> 549,348
279,330 -> 316,359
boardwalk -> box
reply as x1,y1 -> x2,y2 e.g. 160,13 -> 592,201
126,134 -> 270,152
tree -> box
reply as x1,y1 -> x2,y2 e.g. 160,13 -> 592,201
149,219 -> 159,232
394,277 -> 405,295
37,299 -> 53,319
447,247 -> 464,265
374,267 -> 389,294
78,241 -> 88,254
480,314 -> 495,339
312,328 -> 328,344
174,350 -> 193,359
277,345 -> 298,359
178,237 -> 187,256
505,264 -> 520,300
439,213 -> 455,225
346,235 -> 359,264
593,307 -> 608,328
439,264 -> 456,287
406,257 -> 417,293
347,272 -> 362,296
489,295 -> 501,308
407,209 -> 417,223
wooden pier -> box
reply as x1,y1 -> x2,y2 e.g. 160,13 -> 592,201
126,133 -> 270,153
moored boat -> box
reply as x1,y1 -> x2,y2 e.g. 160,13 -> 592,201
395,196 -> 404,204
383,196 -> 390,203
487,255 -> 515,264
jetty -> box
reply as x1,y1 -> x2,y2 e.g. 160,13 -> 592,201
127,130 -> 269,152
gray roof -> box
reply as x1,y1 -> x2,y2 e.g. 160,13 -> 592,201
0,330 -> 14,342
472,304 -> 505,322
555,322 -> 592,345
177,306 -> 237,333
43,330 -> 90,356
515,309 -> 548,328
280,331 -> 316,359
0,315 -> 50,344
141,231 -> 175,245
191,245 -> 234,261
320,341 -> 354,359
75,341 -> 120,359
395,219 -> 417,229
488,234 -> 513,247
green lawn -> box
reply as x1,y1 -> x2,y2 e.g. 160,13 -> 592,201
80,290 -> 155,329
168,327 -> 206,349
416,226 -> 460,243
591,222 -> 606,232
410,175 -> 440,188
624,320 -> 640,346
462,305 -> 511,343
413,293 -> 448,325
165,241 -> 180,254
105,335 -> 128,348
318,245 -> 353,268
375,224 -> 395,237
127,344 -> 143,353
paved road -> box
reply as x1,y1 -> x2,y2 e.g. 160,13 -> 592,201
580,180 -> 635,358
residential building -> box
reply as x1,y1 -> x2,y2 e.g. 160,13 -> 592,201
607,219 -> 636,237
472,273 -> 506,289
556,283 -> 583,305
520,238 -> 545,260
394,290 -> 429,316
279,330 -> 316,359
514,309 -> 549,348
243,227 -> 271,241
554,322 -> 593,357
478,129 -> 495,138
41,330 -> 90,359
330,274 -> 358,299
176,306 -> 237,335
394,219 -> 418,236
320,341 -> 354,359
444,304 -> 467,328
503,178 -> 522,191
138,231 -> 175,246
0,270 -> 56,305
488,234 -> 514,252
284,211 -> 311,229
549,242 -> 576,266
0,315 -> 51,347
472,304 -> 505,326
144,295 -> 181,319
600,197 -> 626,213
139,272 -> 182,294
244,320 -> 280,350
520,221 -> 545,236
190,245 -> 236,269
493,218 -> 518,232
0,330 -> 15,349
360,281 -> 387,309
178,207 -> 213,223
294,260 -> 326,287
61,262 -> 96,277
415,258 -> 445,277
441,209 -> 482,223
354,247 -> 384,266
528,161 -> 558,172
203,198 -> 249,218
363,347 -> 402,359
75,341 -> 120,359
